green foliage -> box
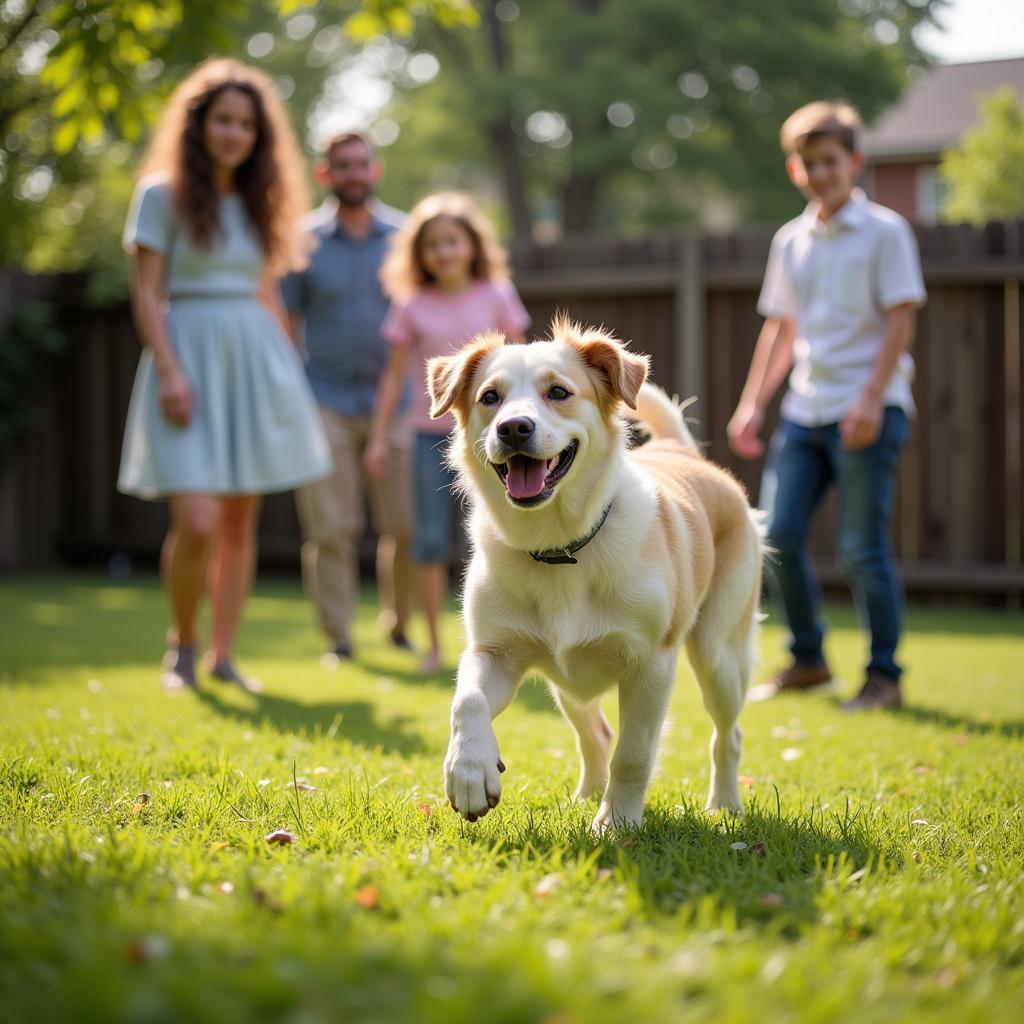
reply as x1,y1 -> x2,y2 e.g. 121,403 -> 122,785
40,1 -> 246,154
0,0 -> 475,280
39,1 -> 476,153
0,300 -> 66,458
1,575 -> 1023,1022
940,87 -> 1024,225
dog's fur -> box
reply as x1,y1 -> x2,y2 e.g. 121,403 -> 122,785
428,317 -> 764,832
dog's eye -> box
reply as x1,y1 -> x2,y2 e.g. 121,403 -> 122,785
548,385 -> 571,401
480,388 -> 501,406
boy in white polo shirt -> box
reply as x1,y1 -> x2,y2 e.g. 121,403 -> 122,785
727,100 -> 926,711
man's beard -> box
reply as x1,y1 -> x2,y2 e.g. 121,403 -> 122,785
333,184 -> 373,208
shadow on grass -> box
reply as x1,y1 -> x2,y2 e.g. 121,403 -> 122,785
462,793 -> 884,932
0,584 -> 319,681
196,687 -> 428,756
891,704 -> 1024,739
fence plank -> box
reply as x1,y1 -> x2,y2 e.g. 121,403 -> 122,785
2,220 -> 1023,603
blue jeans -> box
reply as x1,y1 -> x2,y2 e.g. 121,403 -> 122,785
760,407 -> 909,680
412,431 -> 458,563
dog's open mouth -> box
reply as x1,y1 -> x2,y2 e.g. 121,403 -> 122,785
492,440 -> 578,506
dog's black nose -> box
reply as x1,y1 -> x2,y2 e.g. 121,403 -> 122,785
496,416 -> 535,443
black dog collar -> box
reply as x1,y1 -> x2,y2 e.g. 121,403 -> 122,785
529,502 -> 613,565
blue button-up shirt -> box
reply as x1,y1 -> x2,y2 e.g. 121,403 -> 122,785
281,199 -> 406,417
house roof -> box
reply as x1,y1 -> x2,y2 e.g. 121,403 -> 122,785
863,56 -> 1024,161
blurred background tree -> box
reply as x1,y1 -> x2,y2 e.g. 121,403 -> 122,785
1,0 -> 944,284
381,0 -> 945,238
0,0 -> 475,287
940,87 -> 1024,224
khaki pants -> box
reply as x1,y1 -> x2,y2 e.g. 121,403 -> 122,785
295,408 -> 413,648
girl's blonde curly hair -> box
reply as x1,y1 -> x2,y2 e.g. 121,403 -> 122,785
380,191 -> 510,301
139,57 -> 310,274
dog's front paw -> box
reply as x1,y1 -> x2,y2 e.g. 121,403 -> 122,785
444,729 -> 504,822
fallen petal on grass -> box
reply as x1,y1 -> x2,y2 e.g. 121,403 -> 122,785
355,885 -> 381,910
265,829 -> 297,846
534,873 -> 561,897
781,748 -> 802,761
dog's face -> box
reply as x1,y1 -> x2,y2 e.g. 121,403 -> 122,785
428,320 -> 649,518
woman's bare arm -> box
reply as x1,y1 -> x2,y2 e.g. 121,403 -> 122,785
131,247 -> 192,427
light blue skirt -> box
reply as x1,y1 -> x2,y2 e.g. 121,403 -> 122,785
118,296 -> 332,499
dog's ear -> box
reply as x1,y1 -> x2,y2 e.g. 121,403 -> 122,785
573,334 -> 649,410
427,332 -> 502,420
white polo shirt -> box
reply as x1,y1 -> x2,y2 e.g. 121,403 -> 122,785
758,188 -> 927,427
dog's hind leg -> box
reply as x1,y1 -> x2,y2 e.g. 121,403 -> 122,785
592,653 -> 676,834
688,636 -> 748,814
686,526 -> 762,814
552,689 -> 614,801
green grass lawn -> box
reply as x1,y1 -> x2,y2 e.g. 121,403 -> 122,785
1,573 -> 1021,1024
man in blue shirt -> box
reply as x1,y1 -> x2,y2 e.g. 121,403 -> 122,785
283,132 -> 412,661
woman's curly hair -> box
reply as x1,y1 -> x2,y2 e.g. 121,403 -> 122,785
139,57 -> 310,274
380,191 -> 510,300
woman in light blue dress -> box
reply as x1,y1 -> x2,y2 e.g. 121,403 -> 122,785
119,58 -> 331,691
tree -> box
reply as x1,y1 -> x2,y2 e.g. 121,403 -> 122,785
377,0 -> 946,238
940,87 -> 1024,225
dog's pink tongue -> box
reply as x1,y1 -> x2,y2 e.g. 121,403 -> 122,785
506,455 -> 548,500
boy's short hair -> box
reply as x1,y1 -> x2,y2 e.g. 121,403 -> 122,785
780,101 -> 863,156
324,131 -> 376,162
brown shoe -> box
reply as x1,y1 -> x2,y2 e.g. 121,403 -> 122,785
839,671 -> 902,711
748,661 -> 834,702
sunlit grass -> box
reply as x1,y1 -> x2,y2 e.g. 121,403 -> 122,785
1,573 -> 1021,1023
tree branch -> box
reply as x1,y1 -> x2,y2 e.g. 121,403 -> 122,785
561,0 -> 609,233
481,0 -> 531,240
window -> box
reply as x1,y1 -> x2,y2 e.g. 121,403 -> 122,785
916,164 -> 950,225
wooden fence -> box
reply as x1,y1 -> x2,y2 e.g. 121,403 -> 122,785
1,219 -> 1022,604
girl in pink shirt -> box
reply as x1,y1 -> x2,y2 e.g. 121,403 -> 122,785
366,192 -> 529,673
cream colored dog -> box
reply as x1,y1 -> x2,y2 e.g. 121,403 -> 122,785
428,318 -> 763,833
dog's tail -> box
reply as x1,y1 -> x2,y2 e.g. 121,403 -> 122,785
633,383 -> 700,451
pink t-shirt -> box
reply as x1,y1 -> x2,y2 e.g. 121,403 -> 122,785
382,279 -> 531,433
